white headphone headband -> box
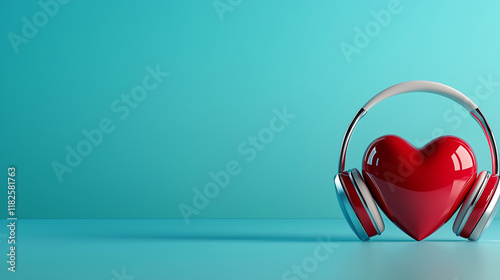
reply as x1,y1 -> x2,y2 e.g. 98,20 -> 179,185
338,81 -> 498,174
363,81 -> 478,112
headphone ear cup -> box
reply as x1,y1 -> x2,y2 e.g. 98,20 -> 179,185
350,168 -> 385,234
453,171 -> 500,240
334,168 -> 384,240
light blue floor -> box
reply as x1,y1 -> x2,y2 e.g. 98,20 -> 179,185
1,218 -> 499,280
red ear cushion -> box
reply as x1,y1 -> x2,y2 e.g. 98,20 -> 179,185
460,175 -> 500,239
339,171 -> 378,237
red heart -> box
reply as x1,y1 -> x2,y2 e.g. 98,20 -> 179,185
362,135 -> 477,241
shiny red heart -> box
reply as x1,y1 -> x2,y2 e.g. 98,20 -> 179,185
362,135 -> 477,241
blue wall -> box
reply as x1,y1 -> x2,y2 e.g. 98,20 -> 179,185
1,0 -> 499,219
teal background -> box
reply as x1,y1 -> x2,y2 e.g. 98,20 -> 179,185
1,0 -> 500,219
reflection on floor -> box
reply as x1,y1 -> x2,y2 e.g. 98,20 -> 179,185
1,218 -> 499,280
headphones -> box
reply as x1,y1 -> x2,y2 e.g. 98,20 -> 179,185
334,81 -> 500,241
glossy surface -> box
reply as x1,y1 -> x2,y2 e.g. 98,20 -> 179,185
362,135 -> 477,241
339,171 -> 378,237
460,175 -> 499,238
334,174 -> 369,240
453,171 -> 489,235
